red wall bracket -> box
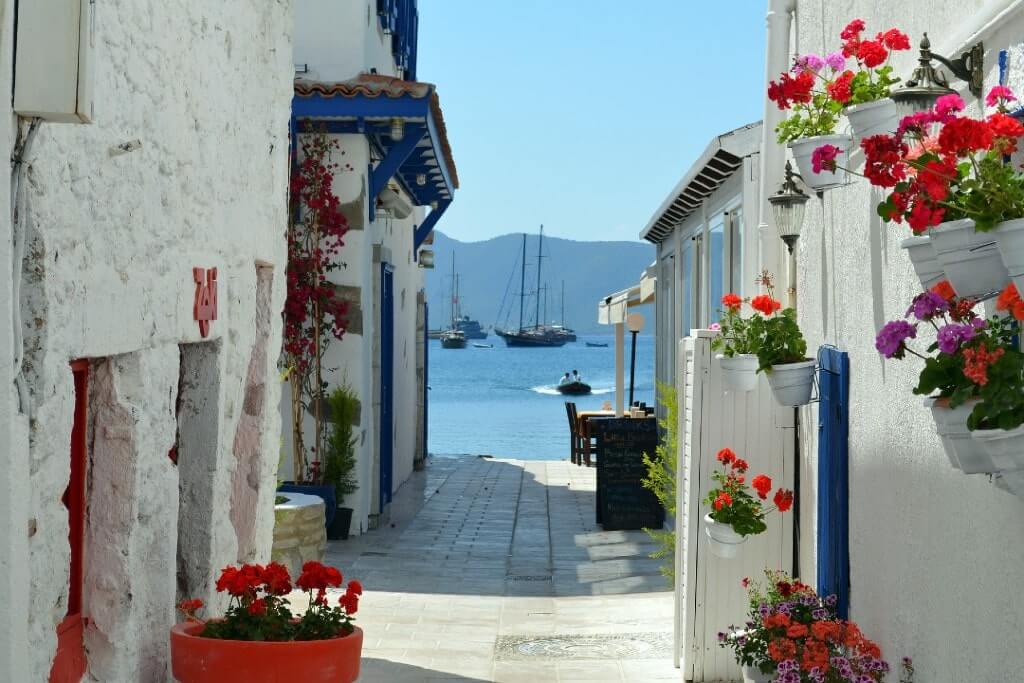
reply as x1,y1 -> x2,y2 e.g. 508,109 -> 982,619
193,267 -> 218,338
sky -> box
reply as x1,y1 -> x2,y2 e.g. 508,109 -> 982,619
417,1 -> 767,244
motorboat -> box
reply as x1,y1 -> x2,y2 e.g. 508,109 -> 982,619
585,341 -> 609,348
556,380 -> 591,395
440,329 -> 467,349
472,342 -> 493,349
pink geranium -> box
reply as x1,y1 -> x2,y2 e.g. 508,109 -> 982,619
811,144 -> 841,174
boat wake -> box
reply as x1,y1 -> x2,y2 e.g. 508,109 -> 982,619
531,385 -> 615,396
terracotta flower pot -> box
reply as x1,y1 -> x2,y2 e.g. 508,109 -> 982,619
170,622 -> 363,683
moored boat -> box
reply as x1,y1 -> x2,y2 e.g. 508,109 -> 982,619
556,381 -> 591,395
440,329 -> 467,349
585,341 -> 608,348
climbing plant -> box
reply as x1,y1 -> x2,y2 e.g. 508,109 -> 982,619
283,124 -> 351,483
642,382 -> 678,585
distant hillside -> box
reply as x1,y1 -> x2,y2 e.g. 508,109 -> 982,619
426,231 -> 654,335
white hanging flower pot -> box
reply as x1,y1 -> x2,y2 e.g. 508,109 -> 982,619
788,134 -> 851,191
766,360 -> 816,407
991,217 -> 1024,296
930,219 -> 1009,299
742,664 -> 774,683
844,98 -> 899,140
970,426 -> 1024,472
995,469 -> 1024,496
703,513 -> 746,559
718,354 -> 759,392
900,235 -> 944,290
926,398 -> 995,473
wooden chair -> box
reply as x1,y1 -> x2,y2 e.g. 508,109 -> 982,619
565,402 -> 581,465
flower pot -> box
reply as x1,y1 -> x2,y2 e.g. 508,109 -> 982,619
703,513 -> 746,559
992,217 -> 1024,296
900,235 -> 944,290
742,664 -> 775,683
927,398 -> 995,474
995,468 -> 1024,496
327,506 -> 354,541
971,426 -> 1024,472
170,622 -> 363,683
278,483 -> 336,528
718,354 -> 759,392
930,219 -> 1009,299
844,98 -> 898,140
788,134 -> 851,191
766,360 -> 816,407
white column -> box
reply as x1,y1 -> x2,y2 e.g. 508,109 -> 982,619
615,322 -> 625,416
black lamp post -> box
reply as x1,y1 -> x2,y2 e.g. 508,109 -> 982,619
626,312 -> 644,407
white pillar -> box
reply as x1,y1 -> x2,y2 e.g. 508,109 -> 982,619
615,322 -> 625,416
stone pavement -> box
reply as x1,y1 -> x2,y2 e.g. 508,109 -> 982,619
325,456 -> 678,682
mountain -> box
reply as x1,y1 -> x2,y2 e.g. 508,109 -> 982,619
426,231 -> 655,336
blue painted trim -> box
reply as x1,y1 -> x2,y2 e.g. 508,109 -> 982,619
414,198 -> 450,250
379,264 -> 395,513
425,105 -> 454,194
368,127 -> 426,222
292,92 -> 428,120
817,346 -> 850,619
423,299 -> 429,461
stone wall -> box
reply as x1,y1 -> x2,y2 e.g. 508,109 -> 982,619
271,493 -> 327,578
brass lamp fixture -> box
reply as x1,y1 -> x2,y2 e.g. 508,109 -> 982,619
891,34 -> 984,116
768,161 -> 810,254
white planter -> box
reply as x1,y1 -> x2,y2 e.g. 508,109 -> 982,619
930,219 -> 1009,299
844,98 -> 898,139
719,354 -> 759,392
703,513 -> 746,559
992,217 -> 1024,296
788,134 -> 851,191
766,360 -> 816,407
900,235 -> 944,290
742,664 -> 774,683
995,469 -> 1024,496
971,426 -> 1024,472
927,399 -> 995,474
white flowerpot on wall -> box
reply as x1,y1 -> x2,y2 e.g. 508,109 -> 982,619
788,134 -> 851,191
971,426 -> 1024,472
900,235 -> 944,290
719,354 -> 759,392
930,219 -> 1009,299
742,664 -> 774,683
844,98 -> 898,139
703,513 -> 746,559
992,217 -> 1024,296
766,360 -> 816,407
927,398 -> 995,474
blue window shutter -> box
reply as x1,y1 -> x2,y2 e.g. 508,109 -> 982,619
816,347 -> 850,619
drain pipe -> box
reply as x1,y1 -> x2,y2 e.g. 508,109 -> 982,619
757,0 -> 797,299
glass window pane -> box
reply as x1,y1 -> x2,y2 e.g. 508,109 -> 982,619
681,239 -> 692,336
709,214 -> 725,325
730,207 -> 743,295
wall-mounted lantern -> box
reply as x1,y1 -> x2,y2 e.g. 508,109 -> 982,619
768,161 -> 809,255
891,34 -> 984,116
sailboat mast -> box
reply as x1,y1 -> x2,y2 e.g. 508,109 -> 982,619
450,254 -> 456,327
534,225 -> 544,330
518,233 -> 526,332
561,280 -> 565,326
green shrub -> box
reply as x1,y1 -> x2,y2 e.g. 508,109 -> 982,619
642,382 -> 678,586
323,385 -> 359,500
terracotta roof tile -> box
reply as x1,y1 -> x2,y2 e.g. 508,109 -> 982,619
295,74 -> 459,189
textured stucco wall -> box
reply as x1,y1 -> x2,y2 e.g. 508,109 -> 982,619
793,3 -> 1024,680
3,0 -> 294,680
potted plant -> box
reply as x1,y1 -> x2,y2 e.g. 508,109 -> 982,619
171,561 -> 364,683
835,20 -> 911,139
719,570 -> 912,683
874,280 -> 1016,473
768,52 -> 852,190
702,448 -> 793,559
745,275 -> 815,406
711,293 -> 762,392
324,385 -> 360,540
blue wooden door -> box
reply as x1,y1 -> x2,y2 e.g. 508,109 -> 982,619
380,265 -> 395,512
423,300 -> 429,462
817,347 -> 850,618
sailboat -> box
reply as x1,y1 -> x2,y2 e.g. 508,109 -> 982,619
495,226 -> 566,348
440,256 -> 467,349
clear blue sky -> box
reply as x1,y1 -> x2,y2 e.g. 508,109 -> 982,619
417,1 -> 766,243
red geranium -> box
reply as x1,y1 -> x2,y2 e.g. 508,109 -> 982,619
716,447 -> 736,464
862,134 -> 908,188
938,117 -> 994,156
750,295 -> 782,316
774,488 -> 794,513
721,293 -> 743,311
876,28 -> 910,51
931,280 -> 957,302
767,71 -> 815,110
752,474 -> 772,500
296,560 -> 343,592
826,70 -> 854,104
705,448 -> 793,537
856,40 -> 888,68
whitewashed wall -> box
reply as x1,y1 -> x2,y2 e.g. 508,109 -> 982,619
0,0 -> 294,680
793,3 -> 1024,680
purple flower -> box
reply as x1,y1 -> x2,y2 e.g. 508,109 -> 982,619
812,608 -> 829,620
875,320 -> 917,358
825,52 -> 846,71
758,602 -> 771,618
824,594 -> 838,607
778,659 -> 799,673
776,602 -> 792,615
799,594 -> 817,606
777,672 -> 800,683
937,322 -> 979,354
717,631 -> 725,642
856,676 -> 875,683
795,53 -> 826,73
907,291 -> 949,320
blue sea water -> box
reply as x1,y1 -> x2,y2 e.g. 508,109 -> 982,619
427,334 -> 655,460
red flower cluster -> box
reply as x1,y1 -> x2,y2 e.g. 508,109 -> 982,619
750,294 -> 782,316
721,293 -> 743,311
296,560 -> 343,592
938,117 -> 993,157
931,280 -> 957,302
862,134 -> 908,188
177,598 -> 204,620
826,70 -> 854,104
767,71 -> 815,110
996,282 -> 1024,320
338,578 -> 363,615
840,19 -> 908,66
774,488 -> 794,513
752,474 -> 772,500
962,344 -> 1005,386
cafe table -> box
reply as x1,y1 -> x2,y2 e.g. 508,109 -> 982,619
575,410 -> 616,466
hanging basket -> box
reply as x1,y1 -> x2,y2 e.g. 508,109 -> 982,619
992,217 -> 1024,296
971,426 -> 1024,472
900,235 -> 944,290
788,134 -> 851,191
703,513 -> 746,559
742,664 -> 775,683
766,360 -> 816,407
926,398 -> 995,473
718,354 -> 759,392
930,219 -> 1009,299
844,98 -> 898,140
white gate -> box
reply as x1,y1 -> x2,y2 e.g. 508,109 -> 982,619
674,331 -> 795,682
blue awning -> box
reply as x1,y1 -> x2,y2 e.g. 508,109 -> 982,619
292,74 -> 459,250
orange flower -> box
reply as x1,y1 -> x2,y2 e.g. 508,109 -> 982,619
764,613 -> 792,629
768,638 -> 797,662
802,638 -> 830,671
930,279 -> 956,302
996,282 -> 1024,321
713,492 -> 733,510
786,623 -> 809,639
811,620 -> 842,643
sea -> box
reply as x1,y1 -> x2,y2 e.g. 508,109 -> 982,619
427,334 -> 655,460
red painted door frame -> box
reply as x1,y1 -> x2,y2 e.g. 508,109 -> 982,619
49,360 -> 90,683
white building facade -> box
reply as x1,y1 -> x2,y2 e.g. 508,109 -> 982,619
0,1 -> 294,681
287,0 -> 457,534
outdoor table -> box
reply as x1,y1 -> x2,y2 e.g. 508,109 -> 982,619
576,410 -> 615,464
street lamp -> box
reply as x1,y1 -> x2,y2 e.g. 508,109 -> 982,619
768,161 -> 809,255
626,312 -> 645,407
890,34 -> 984,117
